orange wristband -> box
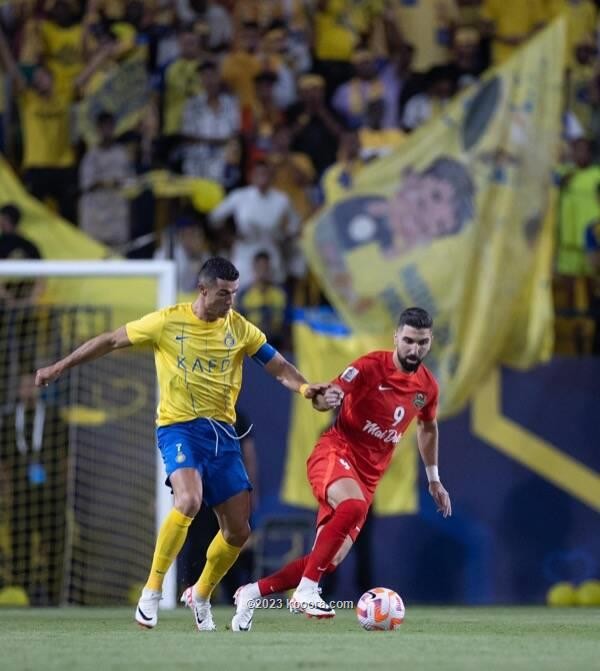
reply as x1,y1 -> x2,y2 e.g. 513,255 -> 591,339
299,383 -> 309,397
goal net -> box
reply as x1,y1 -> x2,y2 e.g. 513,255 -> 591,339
0,261 -> 176,607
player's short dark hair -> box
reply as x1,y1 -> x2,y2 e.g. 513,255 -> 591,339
198,257 -> 239,285
397,307 -> 433,330
0,203 -> 22,229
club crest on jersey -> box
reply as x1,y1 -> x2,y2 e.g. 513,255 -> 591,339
224,332 -> 236,348
341,366 -> 359,382
413,393 -> 427,409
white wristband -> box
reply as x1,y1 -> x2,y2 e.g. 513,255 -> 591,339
426,465 -> 440,483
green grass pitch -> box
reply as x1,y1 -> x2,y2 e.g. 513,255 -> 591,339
1,606 -> 598,671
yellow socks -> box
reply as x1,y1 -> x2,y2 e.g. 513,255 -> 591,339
194,531 -> 241,600
145,508 -> 193,592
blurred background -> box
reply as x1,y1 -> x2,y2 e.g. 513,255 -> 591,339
0,0 -> 599,609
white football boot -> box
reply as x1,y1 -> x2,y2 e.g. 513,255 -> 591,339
231,583 -> 260,632
135,587 -> 162,628
180,586 -> 217,631
289,587 -> 335,619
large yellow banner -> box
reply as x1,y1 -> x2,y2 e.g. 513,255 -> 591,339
283,20 -> 564,512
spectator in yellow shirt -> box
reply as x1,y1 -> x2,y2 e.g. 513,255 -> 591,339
0,28 -> 114,223
388,0 -> 460,73
162,26 -> 204,136
221,20 -> 262,109
313,0 -> 367,98
20,0 -> 85,97
237,250 -> 290,351
480,0 -> 545,65
314,0 -> 360,62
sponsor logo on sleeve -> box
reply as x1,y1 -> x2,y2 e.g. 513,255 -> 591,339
341,366 -> 359,382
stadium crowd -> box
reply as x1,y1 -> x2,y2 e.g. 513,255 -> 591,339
0,0 -> 599,352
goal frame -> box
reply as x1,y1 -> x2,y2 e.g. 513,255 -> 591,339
0,260 -> 178,608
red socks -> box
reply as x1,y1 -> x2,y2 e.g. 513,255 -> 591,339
258,555 -> 309,595
257,498 -> 368,594
303,498 -> 368,582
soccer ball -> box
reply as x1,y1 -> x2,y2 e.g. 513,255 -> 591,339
356,587 -> 405,631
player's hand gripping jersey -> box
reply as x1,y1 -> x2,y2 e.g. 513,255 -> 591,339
322,351 -> 439,490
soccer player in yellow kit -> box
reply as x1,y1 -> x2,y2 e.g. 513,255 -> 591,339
35,257 -> 330,630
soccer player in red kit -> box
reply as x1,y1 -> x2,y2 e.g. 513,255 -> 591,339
231,307 -> 452,630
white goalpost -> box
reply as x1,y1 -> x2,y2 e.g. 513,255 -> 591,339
0,260 -> 178,609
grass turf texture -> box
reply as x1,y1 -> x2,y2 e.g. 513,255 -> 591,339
1,606 -> 599,671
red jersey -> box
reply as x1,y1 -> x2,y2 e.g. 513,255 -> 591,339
322,350 -> 439,490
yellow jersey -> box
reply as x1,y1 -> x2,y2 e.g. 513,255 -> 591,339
481,0 -> 545,64
40,20 -> 84,96
126,304 -> 267,426
314,4 -> 359,61
392,0 -> 460,72
19,88 -> 75,169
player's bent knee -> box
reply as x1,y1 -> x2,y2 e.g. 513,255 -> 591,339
174,492 -> 202,517
222,523 -> 250,548
336,498 -> 369,527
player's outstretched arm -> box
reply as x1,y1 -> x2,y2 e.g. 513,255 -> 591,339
35,326 -> 132,387
417,418 -> 452,518
263,351 -> 329,399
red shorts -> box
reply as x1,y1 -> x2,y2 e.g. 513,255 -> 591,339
307,435 -> 373,541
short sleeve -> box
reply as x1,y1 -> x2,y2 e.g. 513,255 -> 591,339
243,317 -> 267,356
418,380 -> 439,422
126,309 -> 165,345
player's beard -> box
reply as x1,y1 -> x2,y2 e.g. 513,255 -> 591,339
398,354 -> 421,372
